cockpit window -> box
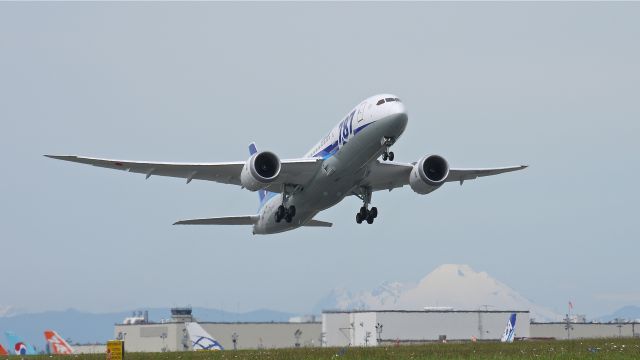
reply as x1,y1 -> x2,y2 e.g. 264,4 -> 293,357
395,98 -> 401,102
376,99 -> 385,105
385,98 -> 395,102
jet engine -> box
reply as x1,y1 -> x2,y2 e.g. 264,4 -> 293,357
240,151 -> 281,191
409,154 -> 449,194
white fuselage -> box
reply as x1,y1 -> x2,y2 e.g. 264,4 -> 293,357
253,94 -> 408,234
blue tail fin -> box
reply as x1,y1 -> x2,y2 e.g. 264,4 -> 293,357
500,313 -> 517,343
5,331 -> 36,355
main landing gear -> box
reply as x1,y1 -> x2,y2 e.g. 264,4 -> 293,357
275,204 -> 296,223
381,137 -> 395,161
354,186 -> 378,224
275,184 -> 299,223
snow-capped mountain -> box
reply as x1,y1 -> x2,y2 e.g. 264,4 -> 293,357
316,264 -> 561,321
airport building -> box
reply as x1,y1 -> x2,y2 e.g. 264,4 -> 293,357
111,307 -> 639,352
113,308 -> 321,351
322,310 -> 530,346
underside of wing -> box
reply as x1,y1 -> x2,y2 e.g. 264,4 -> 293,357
173,215 -> 258,225
362,160 -> 527,192
446,165 -> 528,183
45,155 -> 323,190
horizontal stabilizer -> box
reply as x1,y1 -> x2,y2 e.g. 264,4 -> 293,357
174,215 -> 257,225
304,219 -> 333,227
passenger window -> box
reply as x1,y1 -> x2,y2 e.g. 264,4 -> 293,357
385,98 -> 395,102
376,99 -> 385,105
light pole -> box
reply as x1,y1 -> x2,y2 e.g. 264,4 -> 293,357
232,332 -> 239,350
160,332 -> 167,352
294,329 -> 302,348
563,314 -> 573,340
375,323 -> 383,344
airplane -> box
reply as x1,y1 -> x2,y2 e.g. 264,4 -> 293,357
47,94 -> 526,235
500,313 -> 517,343
4,331 -> 36,355
0,343 -> 8,356
44,330 -> 74,354
185,322 -> 224,351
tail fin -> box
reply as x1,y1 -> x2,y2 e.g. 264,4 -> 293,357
249,142 -> 278,208
44,330 -> 74,354
5,331 -> 36,355
500,313 -> 517,343
0,343 -> 8,356
185,322 -> 224,350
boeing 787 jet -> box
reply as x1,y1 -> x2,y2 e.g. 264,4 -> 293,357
48,94 -> 526,234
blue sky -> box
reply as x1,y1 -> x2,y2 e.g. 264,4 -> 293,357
1,3 -> 638,318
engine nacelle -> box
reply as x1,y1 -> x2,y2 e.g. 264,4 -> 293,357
409,154 -> 449,195
240,151 -> 281,191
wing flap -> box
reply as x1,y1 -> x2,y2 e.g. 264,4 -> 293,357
173,215 -> 258,225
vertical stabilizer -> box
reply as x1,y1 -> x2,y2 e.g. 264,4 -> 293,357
500,313 -> 517,343
0,343 -> 8,355
4,331 -> 36,355
185,322 -> 224,350
44,330 -> 74,354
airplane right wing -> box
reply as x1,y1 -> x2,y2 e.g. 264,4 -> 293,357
45,155 -> 323,192
174,215 -> 258,225
363,161 -> 527,192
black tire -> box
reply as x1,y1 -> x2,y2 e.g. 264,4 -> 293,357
366,214 -> 374,224
288,205 -> 296,218
275,213 -> 281,223
359,206 -> 368,218
277,205 -> 286,218
388,152 -> 395,161
382,152 -> 388,161
285,214 -> 293,223
370,207 -> 378,219
356,213 -> 363,224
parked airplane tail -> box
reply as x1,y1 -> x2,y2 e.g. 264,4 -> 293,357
500,313 -> 517,343
0,343 -> 8,355
185,322 -> 224,350
44,330 -> 74,354
4,331 -> 36,355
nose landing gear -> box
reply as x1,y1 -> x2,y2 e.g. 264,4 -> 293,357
381,137 -> 395,161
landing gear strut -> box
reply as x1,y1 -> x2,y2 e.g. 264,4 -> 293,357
275,184 -> 299,223
381,137 -> 395,161
354,187 -> 378,224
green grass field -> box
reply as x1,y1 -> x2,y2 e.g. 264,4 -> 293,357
21,338 -> 640,360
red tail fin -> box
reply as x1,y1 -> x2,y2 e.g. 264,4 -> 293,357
44,330 -> 74,354
0,343 -> 8,356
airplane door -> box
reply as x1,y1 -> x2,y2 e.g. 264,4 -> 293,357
357,102 -> 366,123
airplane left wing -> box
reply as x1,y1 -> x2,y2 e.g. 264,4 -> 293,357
45,155 -> 322,191
363,161 -> 527,192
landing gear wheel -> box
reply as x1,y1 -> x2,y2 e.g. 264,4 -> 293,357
370,207 -> 378,219
359,206 -> 368,218
366,214 -> 375,224
382,152 -> 388,161
277,205 -> 286,219
275,213 -> 282,223
285,213 -> 293,223
388,152 -> 394,161
288,205 -> 296,218
356,213 -> 363,224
